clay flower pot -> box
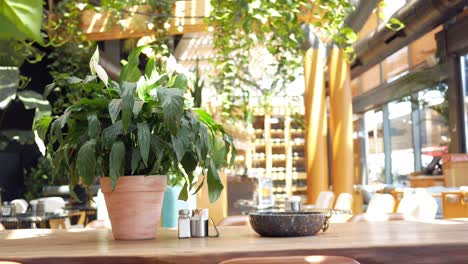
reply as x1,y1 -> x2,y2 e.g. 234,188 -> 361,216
100,175 -> 167,240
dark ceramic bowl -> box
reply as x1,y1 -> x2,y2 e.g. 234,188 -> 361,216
249,211 -> 331,237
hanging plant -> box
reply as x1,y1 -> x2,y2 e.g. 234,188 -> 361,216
209,0 -> 403,122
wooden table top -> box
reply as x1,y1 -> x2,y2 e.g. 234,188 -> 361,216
2,219 -> 468,264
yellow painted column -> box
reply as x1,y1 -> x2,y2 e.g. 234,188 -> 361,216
196,171 -> 227,225
328,47 -> 354,196
304,43 -> 329,204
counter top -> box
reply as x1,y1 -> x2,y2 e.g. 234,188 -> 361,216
2,220 -> 468,263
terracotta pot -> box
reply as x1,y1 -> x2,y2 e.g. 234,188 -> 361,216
100,175 -> 167,240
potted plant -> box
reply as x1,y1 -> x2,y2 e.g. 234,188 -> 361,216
36,46 -> 236,240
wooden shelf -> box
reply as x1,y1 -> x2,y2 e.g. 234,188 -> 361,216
292,186 -> 307,192
250,106 -> 306,201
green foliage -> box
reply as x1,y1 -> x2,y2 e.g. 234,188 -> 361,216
36,47 -> 236,202
210,0 -> 404,122
0,0 -> 43,43
209,0 -> 357,122
23,156 -> 68,201
191,58 -> 204,108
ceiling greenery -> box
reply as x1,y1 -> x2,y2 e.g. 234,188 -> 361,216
209,0 -> 402,123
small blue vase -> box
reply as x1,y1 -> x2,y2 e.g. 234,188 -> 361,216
162,185 -> 188,228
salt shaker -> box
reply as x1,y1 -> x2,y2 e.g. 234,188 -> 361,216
178,209 -> 191,239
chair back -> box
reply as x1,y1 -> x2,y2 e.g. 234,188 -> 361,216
30,197 -> 65,213
96,189 -> 109,221
396,193 -> 418,216
315,191 -> 335,209
413,190 -> 438,221
334,193 -> 353,212
219,255 -> 360,264
10,199 -> 29,214
366,194 -> 395,215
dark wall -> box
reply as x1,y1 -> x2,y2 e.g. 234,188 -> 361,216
0,46 -> 53,202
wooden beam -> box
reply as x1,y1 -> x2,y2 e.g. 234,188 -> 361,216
80,2 -> 210,41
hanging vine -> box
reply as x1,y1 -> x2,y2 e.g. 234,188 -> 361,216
210,0 -> 402,123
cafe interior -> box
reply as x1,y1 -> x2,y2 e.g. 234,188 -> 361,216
2,0 -> 468,263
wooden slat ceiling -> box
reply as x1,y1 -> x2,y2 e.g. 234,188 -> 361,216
174,33 -> 214,72
81,0 -> 211,40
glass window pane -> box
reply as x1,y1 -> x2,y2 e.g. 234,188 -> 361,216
461,54 -> 468,148
418,86 -> 450,167
364,110 -> 385,184
388,99 -> 414,184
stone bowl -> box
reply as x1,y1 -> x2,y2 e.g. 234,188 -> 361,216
248,211 -> 331,237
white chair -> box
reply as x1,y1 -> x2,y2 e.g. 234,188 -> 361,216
30,197 -> 65,213
413,189 -> 438,221
396,193 -> 418,217
334,193 -> 353,212
366,194 -> 395,215
96,189 -> 109,221
10,199 -> 28,214
315,191 -> 335,209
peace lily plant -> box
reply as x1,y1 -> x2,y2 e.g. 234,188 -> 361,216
35,46 -> 236,240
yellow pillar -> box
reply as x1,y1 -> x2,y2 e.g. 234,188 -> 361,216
328,47 -> 354,196
196,171 -> 227,225
304,44 -> 329,204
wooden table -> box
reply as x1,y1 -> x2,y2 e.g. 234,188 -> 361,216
1,220 -> 468,264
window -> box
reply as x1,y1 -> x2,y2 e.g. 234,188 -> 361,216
364,110 -> 385,184
388,99 -> 414,183
461,54 -> 468,149
418,86 -> 449,167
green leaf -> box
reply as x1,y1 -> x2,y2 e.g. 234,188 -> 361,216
108,99 -> 122,124
131,147 -> 141,175
87,113 -> 101,139
207,158 -> 223,203
121,86 -> 135,133
0,0 -> 43,43
34,116 -> 53,142
181,152 -> 198,188
211,133 -> 227,167
0,67 -> 19,109
76,139 -> 97,186
157,88 -> 184,134
172,74 -> 188,90
149,136 -> 166,174
145,58 -> 156,77
132,100 -> 144,117
223,133 -> 237,166
119,45 -> 147,83
178,182 -> 189,201
137,123 -> 151,166
102,120 -> 123,147
17,90 -> 50,111
171,134 -> 186,162
109,141 -> 125,191
191,175 -> 205,195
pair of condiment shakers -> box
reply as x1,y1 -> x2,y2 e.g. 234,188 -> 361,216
178,208 -> 219,239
